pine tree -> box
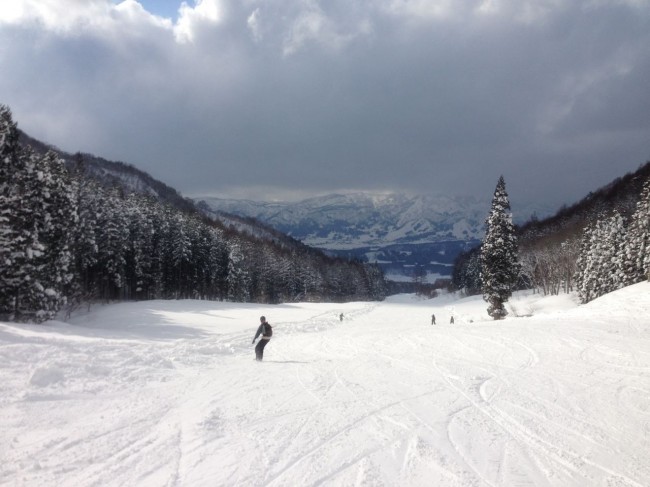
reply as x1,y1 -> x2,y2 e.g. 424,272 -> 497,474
227,239 -> 251,302
0,105 -> 23,320
124,194 -> 156,300
34,151 -> 77,318
575,211 -> 628,303
624,178 -> 650,283
167,211 -> 193,298
599,212 -> 627,295
95,188 -> 128,299
575,221 -> 597,303
481,176 -> 520,320
0,107 -> 77,321
70,174 -> 100,305
643,181 -> 650,280
0,138 -> 40,320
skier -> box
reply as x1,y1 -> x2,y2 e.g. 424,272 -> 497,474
252,316 -> 273,361
431,313 -> 436,325
450,315 -> 454,324
339,313 -> 344,322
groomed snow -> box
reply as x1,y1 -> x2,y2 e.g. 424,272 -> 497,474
1,283 -> 650,486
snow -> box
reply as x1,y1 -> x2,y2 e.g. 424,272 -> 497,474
385,271 -> 447,283
2,283 -> 650,486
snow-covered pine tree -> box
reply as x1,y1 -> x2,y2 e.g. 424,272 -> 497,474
0,107 -> 77,322
636,179 -> 650,281
95,188 -> 128,299
451,247 -> 482,295
624,178 -> 650,283
575,222 -> 596,303
227,239 -> 251,302
144,198 -> 167,299
595,211 -> 627,296
8,146 -> 48,321
363,262 -> 387,301
295,256 -> 323,301
35,150 -> 77,318
124,193 -> 156,300
575,211 -> 627,303
190,221 -> 214,299
183,216 -> 202,299
69,173 -> 100,306
167,211 -> 193,298
465,249 -> 482,294
0,105 -> 27,320
481,176 -> 520,320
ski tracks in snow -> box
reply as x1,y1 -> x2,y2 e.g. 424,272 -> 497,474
3,287 -> 650,487
432,323 -> 649,487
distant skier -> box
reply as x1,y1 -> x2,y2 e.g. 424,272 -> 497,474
339,313 -> 344,322
431,313 -> 436,325
450,316 -> 454,324
252,316 -> 273,361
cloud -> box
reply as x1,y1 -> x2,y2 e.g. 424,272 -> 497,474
174,0 -> 223,43
0,0 -> 172,35
246,7 -> 262,42
1,0 -> 649,209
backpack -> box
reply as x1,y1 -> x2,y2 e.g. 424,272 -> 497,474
263,323 -> 273,337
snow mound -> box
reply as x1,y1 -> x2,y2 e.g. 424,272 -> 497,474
29,366 -> 65,387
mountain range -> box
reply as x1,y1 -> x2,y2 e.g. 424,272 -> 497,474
197,193 -> 551,248
196,193 -> 553,282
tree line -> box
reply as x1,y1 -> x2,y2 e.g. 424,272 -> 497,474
452,165 -> 650,310
0,105 -> 386,323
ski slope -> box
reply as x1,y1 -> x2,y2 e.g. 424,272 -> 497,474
1,283 -> 650,486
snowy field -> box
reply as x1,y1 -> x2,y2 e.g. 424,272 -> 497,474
1,283 -> 650,487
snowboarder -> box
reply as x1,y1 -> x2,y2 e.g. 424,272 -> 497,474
431,313 -> 436,325
252,316 -> 273,361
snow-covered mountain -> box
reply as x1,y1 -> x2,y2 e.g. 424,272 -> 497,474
197,192 -> 549,282
196,193 -> 540,282
197,192 -> 502,249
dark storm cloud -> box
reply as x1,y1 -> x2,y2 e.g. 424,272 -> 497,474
1,0 -> 649,209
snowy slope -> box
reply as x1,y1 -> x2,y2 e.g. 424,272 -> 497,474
1,283 -> 650,486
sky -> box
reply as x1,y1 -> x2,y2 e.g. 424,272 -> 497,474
1,0 -> 649,210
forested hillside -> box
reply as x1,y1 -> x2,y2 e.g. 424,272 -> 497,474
1,106 -> 386,323
18,131 -> 198,214
452,162 -> 650,300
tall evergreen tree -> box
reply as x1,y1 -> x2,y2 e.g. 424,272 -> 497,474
576,211 -> 628,303
481,176 -> 519,319
95,188 -> 128,299
35,151 -> 77,317
575,222 -> 597,303
624,179 -> 650,283
599,212 -> 627,295
642,180 -> 650,280
0,107 -> 77,321
451,246 -> 482,295
0,105 -> 23,320
227,239 -> 251,302
124,194 -> 156,300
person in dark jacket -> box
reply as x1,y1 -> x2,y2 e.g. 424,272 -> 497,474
252,316 -> 272,361
431,313 -> 436,325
